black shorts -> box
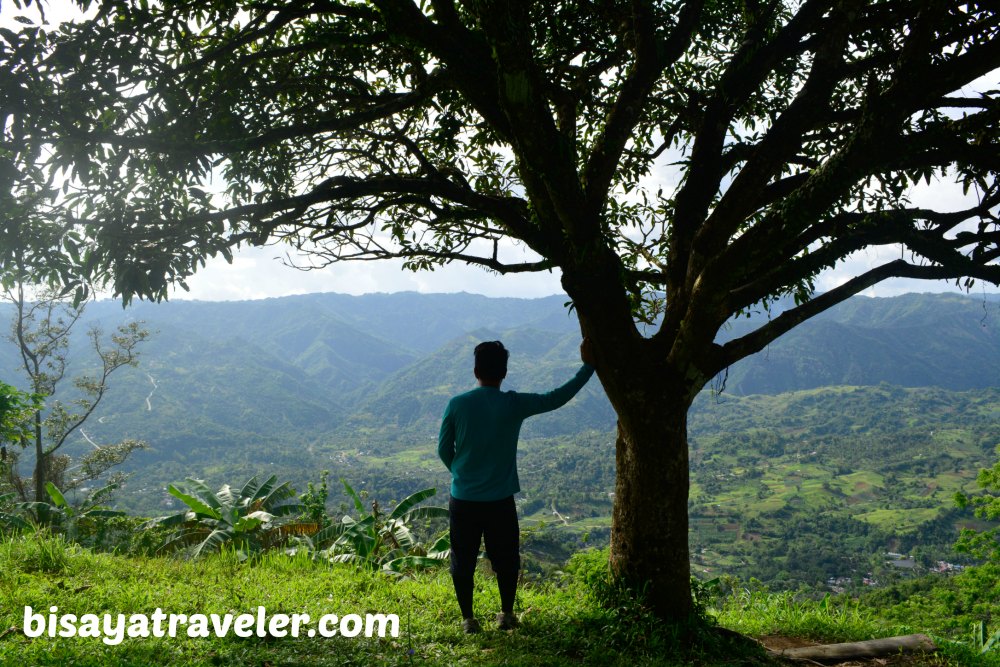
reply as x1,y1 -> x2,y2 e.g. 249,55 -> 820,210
448,495 -> 520,577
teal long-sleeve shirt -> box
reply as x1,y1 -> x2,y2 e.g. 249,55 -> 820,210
437,364 -> 595,501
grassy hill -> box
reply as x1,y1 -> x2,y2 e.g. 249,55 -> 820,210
1,532 -> 995,667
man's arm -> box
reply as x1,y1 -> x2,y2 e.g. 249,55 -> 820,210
516,338 -> 597,418
438,402 -> 456,471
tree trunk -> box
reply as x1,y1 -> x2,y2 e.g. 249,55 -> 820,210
564,264 -> 703,624
33,410 -> 45,504
608,384 -> 693,622
771,634 -> 937,662
32,410 -> 50,524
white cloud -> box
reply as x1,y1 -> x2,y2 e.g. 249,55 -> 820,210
169,245 -> 564,301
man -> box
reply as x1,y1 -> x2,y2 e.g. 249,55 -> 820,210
438,338 -> 596,633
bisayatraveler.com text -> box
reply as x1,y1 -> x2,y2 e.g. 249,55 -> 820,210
24,605 -> 400,645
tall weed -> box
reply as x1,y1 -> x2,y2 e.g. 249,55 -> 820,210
2,531 -> 75,574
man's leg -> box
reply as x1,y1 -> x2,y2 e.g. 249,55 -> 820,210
483,495 -> 520,619
448,497 -> 483,626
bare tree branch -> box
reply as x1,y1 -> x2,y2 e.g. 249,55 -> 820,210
718,258 -> 1000,368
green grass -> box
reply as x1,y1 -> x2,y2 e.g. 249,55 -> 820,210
856,508 -> 943,533
0,533 -> 767,666
716,588 -> 889,643
2,533 -> 998,666
715,587 -> 1000,667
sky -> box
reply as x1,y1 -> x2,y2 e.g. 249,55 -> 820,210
4,2 -> 996,303
168,166 -> 993,302
169,229 -> 980,302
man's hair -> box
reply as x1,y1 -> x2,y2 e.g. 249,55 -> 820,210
474,341 -> 508,382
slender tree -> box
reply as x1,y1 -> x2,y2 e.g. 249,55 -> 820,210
3,0 -> 998,619
2,285 -> 150,508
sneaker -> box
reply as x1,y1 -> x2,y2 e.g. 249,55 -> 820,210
462,617 -> 481,634
496,612 -> 519,630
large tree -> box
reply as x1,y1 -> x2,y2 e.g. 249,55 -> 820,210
3,0 -> 999,619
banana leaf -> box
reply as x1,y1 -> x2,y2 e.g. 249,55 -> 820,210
341,478 -> 365,514
45,482 -> 69,510
0,511 -> 31,530
238,475 -> 263,503
181,479 -> 223,510
191,528 -> 235,559
401,506 -> 449,522
388,487 -> 437,520
168,484 -> 221,519
383,555 -> 450,574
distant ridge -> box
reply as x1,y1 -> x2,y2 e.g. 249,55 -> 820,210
1,293 -> 997,433
3,290 -> 998,514
3,291 -> 998,405
718,292 -> 1000,394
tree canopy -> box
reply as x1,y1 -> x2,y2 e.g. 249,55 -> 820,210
3,1 -> 996,328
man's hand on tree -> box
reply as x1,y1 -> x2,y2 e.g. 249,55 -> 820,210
580,337 -> 596,368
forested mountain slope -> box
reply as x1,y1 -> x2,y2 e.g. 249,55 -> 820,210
1,292 -> 998,526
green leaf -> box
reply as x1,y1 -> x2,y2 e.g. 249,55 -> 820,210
267,499 -> 305,517
85,481 -> 122,509
234,515 -> 264,533
182,479 -> 223,510
0,511 -> 32,531
311,522 -> 347,547
383,555 -> 449,573
984,628 -> 1000,653
330,553 -> 365,566
45,482 -> 69,510
237,475 -> 261,502
386,520 -> 415,549
16,501 -> 55,515
250,474 -> 279,505
427,535 -> 451,558
191,528 -> 234,558
341,478 -> 365,515
168,484 -> 222,519
402,506 -> 449,522
259,480 -> 297,510
388,487 -> 437,520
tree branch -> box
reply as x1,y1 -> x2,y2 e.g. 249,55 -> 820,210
692,0 -> 857,266
76,71 -> 447,156
723,186 -> 1000,316
718,259 -> 1000,368
582,0 -> 704,215
666,0 -> 831,303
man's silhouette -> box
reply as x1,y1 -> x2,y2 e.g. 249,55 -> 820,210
438,338 -> 596,633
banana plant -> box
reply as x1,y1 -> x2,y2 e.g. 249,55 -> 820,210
1,482 -> 125,542
299,479 -> 450,574
146,475 -> 310,560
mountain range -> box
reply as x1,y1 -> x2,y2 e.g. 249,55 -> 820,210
2,290 -> 999,513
